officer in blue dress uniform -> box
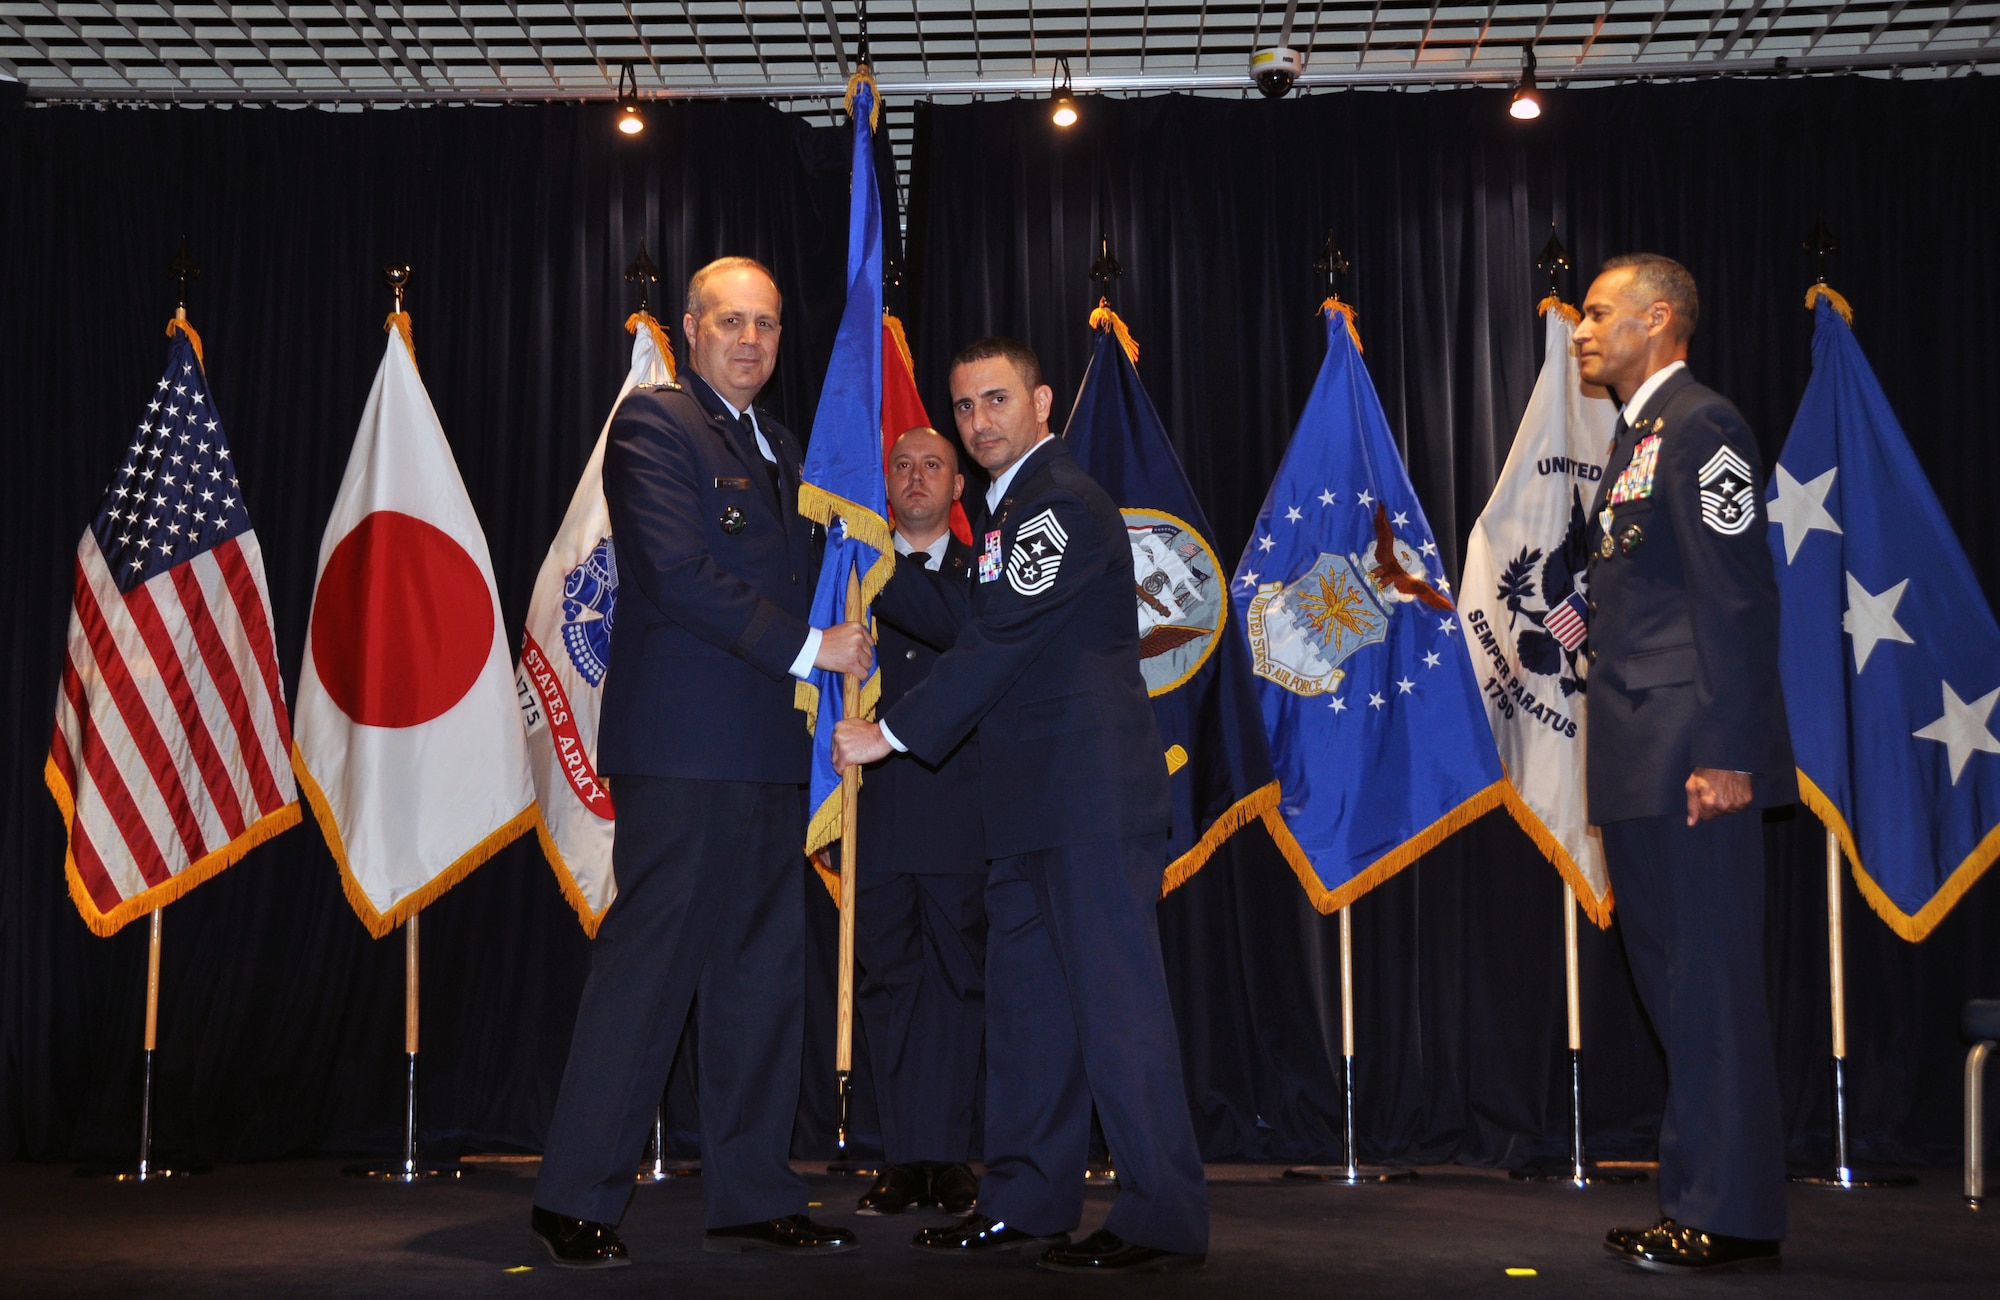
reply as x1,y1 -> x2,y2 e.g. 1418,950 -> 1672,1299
850,427 -> 987,1218
834,337 -> 1209,1275
529,257 -> 875,1267
1575,254 -> 1794,1275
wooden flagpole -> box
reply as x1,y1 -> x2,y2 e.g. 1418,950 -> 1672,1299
833,563 -> 868,1170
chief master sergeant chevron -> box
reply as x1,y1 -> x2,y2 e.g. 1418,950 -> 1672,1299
1574,254 -> 1795,1276
832,337 -> 1209,1275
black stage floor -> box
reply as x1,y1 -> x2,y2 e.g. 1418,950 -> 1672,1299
2,1159 -> 1994,1298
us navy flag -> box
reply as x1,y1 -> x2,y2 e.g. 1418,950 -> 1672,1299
1233,304 -> 1505,912
1770,292 -> 2000,940
1063,312 -> 1279,894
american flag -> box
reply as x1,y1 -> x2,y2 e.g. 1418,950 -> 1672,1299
1544,589 -> 1590,653
47,320 -> 299,937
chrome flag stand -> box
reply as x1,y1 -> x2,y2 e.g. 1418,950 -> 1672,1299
77,909 -> 210,1181
1286,906 -> 1417,1185
344,915 -> 469,1182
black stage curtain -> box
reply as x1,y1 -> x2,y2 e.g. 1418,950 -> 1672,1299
0,101 -> 860,1162
906,76 -> 2000,1167
3,80 -> 1998,1173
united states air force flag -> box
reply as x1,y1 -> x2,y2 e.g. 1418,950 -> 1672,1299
1770,291 -> 2000,941
1064,310 -> 1279,894
1233,304 -> 1506,912
796,70 -> 893,855
1457,305 -> 1618,924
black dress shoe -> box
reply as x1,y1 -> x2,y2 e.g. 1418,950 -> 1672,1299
704,1214 -> 859,1254
1604,1216 -> 1675,1255
857,1163 -> 930,1215
1039,1228 -> 1205,1274
930,1161 -> 980,1215
1622,1223 -> 1781,1274
912,1212 -> 1069,1254
530,1206 -> 630,1269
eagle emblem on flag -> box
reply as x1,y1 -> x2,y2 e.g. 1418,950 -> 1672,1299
1245,552 -> 1389,697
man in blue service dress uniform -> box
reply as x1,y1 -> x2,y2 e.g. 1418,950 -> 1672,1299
1574,255 -> 1795,1275
834,337 -> 1209,1275
850,427 -> 987,1218
529,257 -> 875,1267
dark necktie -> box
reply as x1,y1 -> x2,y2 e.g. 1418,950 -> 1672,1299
738,412 -> 782,501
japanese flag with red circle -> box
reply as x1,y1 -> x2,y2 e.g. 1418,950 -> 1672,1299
293,315 -> 535,937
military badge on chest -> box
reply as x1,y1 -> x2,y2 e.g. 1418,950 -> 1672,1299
978,529 -> 1003,583
1698,445 -> 1756,535
1006,509 -> 1069,596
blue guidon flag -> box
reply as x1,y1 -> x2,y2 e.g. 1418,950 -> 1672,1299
1768,289 -> 2000,940
1232,303 -> 1505,912
1063,306 -> 1279,895
795,69 -> 893,856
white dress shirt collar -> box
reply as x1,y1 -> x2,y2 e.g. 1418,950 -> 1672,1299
893,529 -> 952,571
984,434 -> 1052,513
1622,360 -> 1687,429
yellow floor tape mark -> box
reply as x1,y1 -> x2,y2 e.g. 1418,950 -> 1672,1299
1504,1267 -> 1538,1277
505,1265 -> 533,1273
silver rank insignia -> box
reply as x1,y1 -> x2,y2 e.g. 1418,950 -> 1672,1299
1006,508 -> 1068,596
1697,445 -> 1756,536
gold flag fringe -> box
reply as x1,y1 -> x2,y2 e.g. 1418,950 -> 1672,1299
1796,769 -> 1999,943
1536,295 -> 1581,325
293,743 -> 537,939
625,311 -> 678,381
885,312 -> 918,376
529,809 -> 612,939
1805,283 -> 1855,325
812,849 -> 842,904
1494,780 -> 1614,927
845,67 -> 880,131
1160,780 -> 1281,897
1089,298 -> 1141,365
1320,297 -> 1364,353
165,315 -> 206,370
1262,779 -> 1507,915
384,311 -> 417,371
48,754 -> 301,938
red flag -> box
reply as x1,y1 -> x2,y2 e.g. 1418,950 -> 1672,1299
883,314 -> 971,543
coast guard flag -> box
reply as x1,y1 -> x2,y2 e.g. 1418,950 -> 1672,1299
1457,306 -> 1618,924
1770,292 -> 2000,941
1233,305 -> 1506,912
293,314 -> 535,938
795,71 -> 893,855
516,312 -> 675,936
48,317 -> 299,936
1064,312 -> 1278,894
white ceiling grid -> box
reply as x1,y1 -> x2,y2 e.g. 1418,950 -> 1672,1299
4,1 -> 1996,100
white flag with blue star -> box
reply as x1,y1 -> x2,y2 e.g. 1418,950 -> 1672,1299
1770,291 -> 2000,940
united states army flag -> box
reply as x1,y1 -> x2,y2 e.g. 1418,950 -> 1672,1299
1457,305 -> 1618,923
517,313 -> 675,935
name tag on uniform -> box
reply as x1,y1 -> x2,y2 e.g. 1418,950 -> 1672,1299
714,476 -> 750,490
978,529 -> 1003,583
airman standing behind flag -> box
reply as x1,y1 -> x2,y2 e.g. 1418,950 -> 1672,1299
1576,254 -> 1793,1275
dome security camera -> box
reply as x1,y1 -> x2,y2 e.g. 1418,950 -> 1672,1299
1251,46 -> 1304,99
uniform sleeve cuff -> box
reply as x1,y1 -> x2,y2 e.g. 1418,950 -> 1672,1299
789,627 -> 822,680
878,718 -> 910,753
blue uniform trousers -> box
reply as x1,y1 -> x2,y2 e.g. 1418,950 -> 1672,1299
1602,810 -> 1787,1241
855,870 -> 986,1164
978,834 -> 1209,1255
534,777 -> 809,1229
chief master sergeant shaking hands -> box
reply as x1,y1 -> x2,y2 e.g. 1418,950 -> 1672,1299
834,337 -> 1209,1275
1574,254 -> 1795,1276
529,257 -> 874,1268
